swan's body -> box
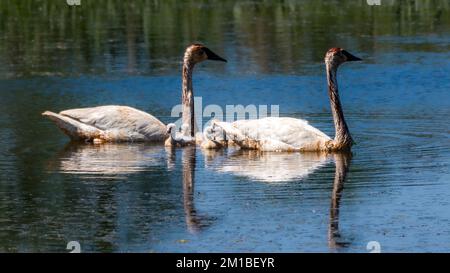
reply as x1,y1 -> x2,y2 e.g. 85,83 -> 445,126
43,44 -> 226,144
206,48 -> 361,152
42,106 -> 167,143
211,117 -> 332,152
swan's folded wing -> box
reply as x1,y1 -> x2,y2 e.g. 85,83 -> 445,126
60,105 -> 167,141
212,120 -> 246,140
222,117 -> 331,149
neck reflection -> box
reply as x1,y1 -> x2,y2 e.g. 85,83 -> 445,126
168,146 -> 213,234
203,148 -> 353,250
328,152 -> 352,249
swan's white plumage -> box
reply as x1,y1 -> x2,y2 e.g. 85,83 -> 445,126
165,123 -> 195,146
44,105 -> 167,142
212,117 -> 331,152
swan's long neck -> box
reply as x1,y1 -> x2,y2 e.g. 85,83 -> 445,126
326,62 -> 353,149
182,56 -> 196,137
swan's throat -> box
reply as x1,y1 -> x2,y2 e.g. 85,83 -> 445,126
182,61 -> 196,137
326,63 -> 353,149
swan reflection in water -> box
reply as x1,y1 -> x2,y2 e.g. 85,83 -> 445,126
328,152 -> 352,249
49,143 -> 350,246
205,148 -> 332,183
203,148 -> 352,249
50,143 -> 213,234
167,146 -> 215,234
48,143 -> 167,179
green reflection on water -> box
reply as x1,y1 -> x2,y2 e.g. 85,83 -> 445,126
1,0 -> 449,77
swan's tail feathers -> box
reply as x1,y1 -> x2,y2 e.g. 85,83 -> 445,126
42,111 -> 106,142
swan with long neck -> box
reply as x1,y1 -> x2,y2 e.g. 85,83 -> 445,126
207,48 -> 361,152
42,44 -> 226,143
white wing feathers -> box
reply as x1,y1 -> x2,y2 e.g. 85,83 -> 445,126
212,117 -> 331,151
45,105 -> 167,142
61,106 -> 165,131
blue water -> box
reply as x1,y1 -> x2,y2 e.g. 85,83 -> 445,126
0,0 -> 449,252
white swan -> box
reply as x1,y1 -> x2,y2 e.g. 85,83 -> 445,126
206,48 -> 361,152
42,44 -> 226,144
165,123 -> 196,147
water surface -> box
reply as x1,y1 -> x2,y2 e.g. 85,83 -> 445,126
0,0 -> 449,252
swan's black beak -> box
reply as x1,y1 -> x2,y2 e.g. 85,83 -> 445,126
342,50 -> 362,62
204,48 -> 227,62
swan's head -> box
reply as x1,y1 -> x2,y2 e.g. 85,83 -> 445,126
166,123 -> 176,135
325,48 -> 361,67
184,44 -> 227,64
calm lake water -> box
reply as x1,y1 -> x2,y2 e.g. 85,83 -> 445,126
0,0 -> 450,252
